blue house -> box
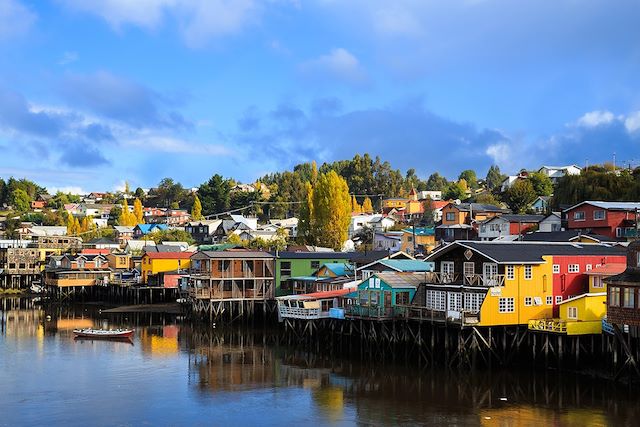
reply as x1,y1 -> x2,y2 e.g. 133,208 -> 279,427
530,196 -> 550,214
358,259 -> 435,279
346,272 -> 423,319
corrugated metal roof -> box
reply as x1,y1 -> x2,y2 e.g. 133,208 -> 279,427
585,263 -> 627,276
373,272 -> 425,288
564,201 -> 640,212
401,227 -> 434,236
321,263 -> 354,276
379,259 -> 434,272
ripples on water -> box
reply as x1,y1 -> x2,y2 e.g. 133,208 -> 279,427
1,297 -> 639,427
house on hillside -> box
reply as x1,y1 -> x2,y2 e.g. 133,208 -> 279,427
114,226 -> 134,245
478,214 -> 545,241
530,196 -> 551,214
538,165 -> 581,183
538,212 -> 562,232
133,223 -> 168,238
563,201 -> 640,239
373,232 -> 403,253
436,202 -> 508,243
401,227 -> 435,255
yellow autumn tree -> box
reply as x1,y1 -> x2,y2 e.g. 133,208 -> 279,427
133,198 -> 144,224
120,198 -> 136,226
362,197 -> 374,214
66,212 -> 75,235
73,217 -> 81,236
313,170 -> 351,250
191,195 -> 203,220
351,194 -> 362,213
80,217 -> 90,233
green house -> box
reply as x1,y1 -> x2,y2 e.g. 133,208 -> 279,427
275,252 -> 353,296
347,272 -> 423,319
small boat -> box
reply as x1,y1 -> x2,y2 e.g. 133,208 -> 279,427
73,328 -> 134,339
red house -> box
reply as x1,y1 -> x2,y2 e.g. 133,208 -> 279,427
564,201 -> 640,239
550,252 -> 626,316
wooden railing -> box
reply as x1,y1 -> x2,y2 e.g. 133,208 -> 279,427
463,274 -> 505,287
426,272 -> 460,284
528,319 -> 567,333
345,305 -> 395,319
278,305 -> 326,320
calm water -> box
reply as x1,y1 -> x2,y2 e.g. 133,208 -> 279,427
1,297 -> 640,427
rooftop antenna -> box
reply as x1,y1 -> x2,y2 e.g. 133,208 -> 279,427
613,152 -> 616,170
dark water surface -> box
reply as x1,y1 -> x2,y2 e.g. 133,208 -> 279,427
1,297 -> 639,427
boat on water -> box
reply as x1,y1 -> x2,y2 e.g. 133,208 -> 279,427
73,328 -> 134,339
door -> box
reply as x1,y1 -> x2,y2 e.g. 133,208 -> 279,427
483,263 -> 498,287
441,261 -> 454,283
384,291 -> 392,315
447,292 -> 462,320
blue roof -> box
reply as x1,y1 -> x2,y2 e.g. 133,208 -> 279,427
320,263 -> 354,277
135,224 -> 169,234
402,227 -> 435,236
379,259 -> 435,272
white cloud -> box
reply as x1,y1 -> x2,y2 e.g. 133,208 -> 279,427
0,0 -> 36,40
60,0 -> 259,46
48,185 -> 87,195
576,110 -> 615,128
299,48 -> 367,85
124,136 -> 233,156
371,5 -> 424,38
624,111 -> 640,134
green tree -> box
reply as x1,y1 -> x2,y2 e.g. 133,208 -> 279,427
458,170 -> 478,189
108,205 -> 123,226
10,188 -> 31,212
528,172 -> 553,196
134,187 -> 146,199
421,197 -> 435,227
312,171 -> 351,250
474,192 -> 501,206
191,195 -> 203,220
485,165 -> 506,191
426,172 -> 449,192
506,179 -> 537,213
147,229 -> 195,245
198,174 -> 231,215
443,181 -> 466,200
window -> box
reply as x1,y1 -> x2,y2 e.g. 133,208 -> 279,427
610,287 -> 620,307
464,293 -> 485,312
553,264 -> 560,274
616,228 -> 623,238
499,297 -> 515,313
568,264 -> 579,273
441,261 -> 455,283
506,265 -> 515,280
426,290 -> 446,311
448,293 -> 462,311
310,261 -> 320,270
593,210 -> 605,220
524,297 -> 532,306
593,276 -> 604,288
407,236 -> 413,242
623,288 -> 635,308
586,264 -> 592,271
546,296 -> 553,305
568,307 -> 578,319
464,262 -> 475,278
281,261 -> 291,277
444,229 -> 455,238
524,265 -> 532,280
396,291 -> 410,305
446,212 -> 456,221
573,211 -> 585,221
556,296 -> 563,304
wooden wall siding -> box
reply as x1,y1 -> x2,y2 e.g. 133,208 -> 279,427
432,246 -> 500,275
608,284 -> 640,326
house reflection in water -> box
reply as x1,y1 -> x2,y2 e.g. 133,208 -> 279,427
141,325 -> 180,356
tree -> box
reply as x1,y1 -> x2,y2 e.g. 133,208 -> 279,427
198,174 -> 231,215
474,192 -> 501,206
528,172 -> 553,196
298,181 -> 315,244
120,199 -> 136,226
191,195 -> 203,220
485,165 -> 505,191
146,228 -> 195,245
133,198 -> 144,224
362,197 -> 374,213
124,181 -> 131,196
108,205 -> 123,226
226,233 -> 243,245
312,171 -> 351,250
152,178 -> 187,208
425,173 -> 449,192
458,170 -> 478,189
421,197 -> 435,227
10,189 -> 31,212
134,187 -> 145,199
67,213 -> 80,235
443,181 -> 466,201
170,201 -> 180,209
506,179 -> 537,213
351,194 -> 362,213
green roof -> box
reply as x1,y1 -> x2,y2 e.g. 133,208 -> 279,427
402,227 -> 435,236
379,259 -> 434,272
320,263 -> 354,277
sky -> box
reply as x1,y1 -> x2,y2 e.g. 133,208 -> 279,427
0,0 -> 639,193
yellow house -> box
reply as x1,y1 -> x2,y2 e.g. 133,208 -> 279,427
401,228 -> 436,255
141,252 -> 192,284
382,198 -> 408,210
422,241 -> 554,327
106,252 -> 132,270
556,293 -> 607,335
586,263 -> 626,293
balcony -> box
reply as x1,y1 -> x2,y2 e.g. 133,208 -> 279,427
424,272 -> 505,287
345,305 -> 395,319
277,304 -> 326,320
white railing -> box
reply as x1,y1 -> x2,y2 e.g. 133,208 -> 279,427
463,274 -> 505,287
278,305 -> 327,320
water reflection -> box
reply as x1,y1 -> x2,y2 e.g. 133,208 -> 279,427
2,297 -> 640,426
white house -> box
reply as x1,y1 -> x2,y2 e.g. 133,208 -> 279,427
373,232 -> 403,253
538,165 -> 581,183
348,214 -> 395,238
538,212 -> 562,232
417,190 -> 442,201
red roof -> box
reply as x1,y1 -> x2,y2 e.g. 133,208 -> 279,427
144,251 -> 194,260
299,288 -> 352,299
585,263 -> 627,276
81,249 -> 111,255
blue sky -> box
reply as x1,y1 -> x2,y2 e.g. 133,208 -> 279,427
1,0 -> 640,193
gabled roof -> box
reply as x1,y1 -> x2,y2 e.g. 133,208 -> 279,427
521,230 -> 618,243
585,263 -> 627,276
197,250 -> 275,259
371,272 -> 425,288
369,259 -> 434,272
447,203 -> 507,213
558,292 -> 606,305
483,214 -> 545,224
319,263 -> 354,277
426,241 -> 625,264
134,224 -> 169,234
563,201 -> 640,212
